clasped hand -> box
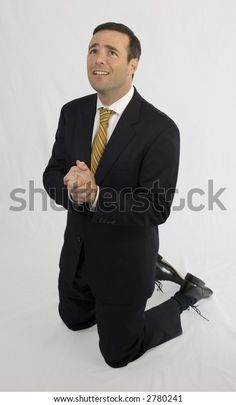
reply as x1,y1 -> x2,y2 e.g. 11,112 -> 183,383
63,160 -> 97,204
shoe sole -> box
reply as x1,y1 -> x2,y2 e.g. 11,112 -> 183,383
185,272 -> 205,287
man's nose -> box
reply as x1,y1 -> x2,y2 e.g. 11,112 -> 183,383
95,51 -> 106,64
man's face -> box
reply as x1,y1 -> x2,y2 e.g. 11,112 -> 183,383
87,29 -> 138,102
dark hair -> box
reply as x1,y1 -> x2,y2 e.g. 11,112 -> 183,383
93,22 -> 141,61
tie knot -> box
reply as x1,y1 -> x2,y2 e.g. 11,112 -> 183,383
99,107 -> 115,125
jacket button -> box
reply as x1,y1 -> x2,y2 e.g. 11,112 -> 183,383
76,236 -> 81,243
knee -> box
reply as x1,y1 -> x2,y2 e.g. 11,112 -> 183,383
100,351 -> 129,368
98,341 -> 131,368
58,303 -> 80,330
58,302 -> 96,331
105,359 -> 128,369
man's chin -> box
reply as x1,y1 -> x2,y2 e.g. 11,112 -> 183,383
88,78 -> 109,93
90,83 -> 108,94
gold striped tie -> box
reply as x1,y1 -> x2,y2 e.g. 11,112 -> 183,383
91,107 -> 114,175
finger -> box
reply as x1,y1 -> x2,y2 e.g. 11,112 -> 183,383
64,174 -> 78,187
68,175 -> 84,188
75,190 -> 92,203
64,167 -> 80,184
70,188 -> 88,202
76,175 -> 87,188
76,176 -> 88,189
67,180 -> 77,193
75,181 -> 91,194
72,181 -> 92,199
63,174 -> 71,185
76,160 -> 89,171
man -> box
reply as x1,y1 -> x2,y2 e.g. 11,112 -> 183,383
43,22 -> 213,368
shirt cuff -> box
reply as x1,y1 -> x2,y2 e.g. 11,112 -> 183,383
67,190 -> 82,205
89,186 -> 99,211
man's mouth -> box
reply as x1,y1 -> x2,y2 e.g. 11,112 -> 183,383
93,70 -> 109,76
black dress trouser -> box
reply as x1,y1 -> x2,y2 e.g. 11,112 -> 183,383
58,248 -> 183,368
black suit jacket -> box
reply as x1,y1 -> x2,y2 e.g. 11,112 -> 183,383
43,88 -> 180,304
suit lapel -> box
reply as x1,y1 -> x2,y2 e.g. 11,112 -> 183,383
73,94 -> 97,167
95,89 -> 143,184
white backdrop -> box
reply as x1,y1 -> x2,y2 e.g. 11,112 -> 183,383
0,0 -> 236,392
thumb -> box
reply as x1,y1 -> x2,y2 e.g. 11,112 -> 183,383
76,160 -> 88,170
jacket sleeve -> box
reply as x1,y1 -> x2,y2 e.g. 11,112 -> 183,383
91,125 -> 180,226
42,106 -> 70,210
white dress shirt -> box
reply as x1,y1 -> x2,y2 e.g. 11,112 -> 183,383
92,85 -> 134,143
68,86 -> 135,208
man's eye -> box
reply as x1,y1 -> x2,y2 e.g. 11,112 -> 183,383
108,50 -> 117,56
89,49 -> 97,54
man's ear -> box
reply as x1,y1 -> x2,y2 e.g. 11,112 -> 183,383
129,58 -> 139,76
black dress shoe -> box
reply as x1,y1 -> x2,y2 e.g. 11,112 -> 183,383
185,272 -> 205,287
180,278 -> 213,304
155,254 -> 185,290
174,275 -> 213,320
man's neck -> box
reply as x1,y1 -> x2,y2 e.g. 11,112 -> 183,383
98,85 -> 132,107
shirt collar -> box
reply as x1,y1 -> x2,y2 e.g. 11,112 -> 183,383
96,86 -> 134,115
